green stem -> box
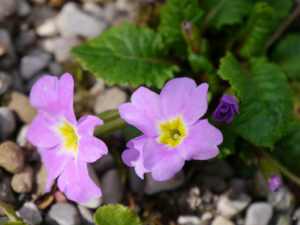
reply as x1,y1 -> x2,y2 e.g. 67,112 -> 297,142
261,150 -> 300,186
0,200 -> 21,222
94,117 -> 126,136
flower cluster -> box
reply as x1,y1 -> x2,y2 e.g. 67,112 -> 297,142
26,73 -> 108,202
120,78 -> 223,181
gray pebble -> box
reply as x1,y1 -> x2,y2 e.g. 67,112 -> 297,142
14,30 -> 35,51
211,216 -> 234,225
177,215 -> 201,225
267,186 -> 295,212
0,0 -> 17,19
101,168 -> 124,204
245,202 -> 273,225
17,0 -> 31,17
46,203 -> 81,225
128,167 -> 143,193
0,71 -> 12,95
17,202 -> 42,225
77,205 -> 94,225
0,28 -> 16,69
0,107 -> 16,140
92,153 -> 115,174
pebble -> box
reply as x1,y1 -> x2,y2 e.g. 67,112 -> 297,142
128,167 -> 143,193
16,125 -> 29,148
217,192 -> 251,219
20,49 -> 51,80
41,36 -> 81,63
33,163 -> 48,197
0,28 -> 16,69
93,87 -> 127,114
252,171 -> 270,198
90,78 -> 106,96
14,30 -> 36,51
0,176 -> 16,203
201,212 -> 213,224
56,2 -> 108,39
197,160 -> 234,178
293,208 -> 300,225
202,175 -> 227,193
0,107 -> 16,140
267,186 -> 295,212
77,205 -> 94,225
145,171 -> 184,195
269,212 -> 291,225
46,203 -> 81,225
0,0 -> 17,19
101,168 -> 124,204
92,153 -> 115,174
17,202 -> 42,225
82,2 -> 106,20
245,202 -> 273,225
229,178 -> 248,193
0,141 -> 24,174
177,215 -> 201,225
11,69 -> 25,93
17,0 -> 31,17
0,217 -> 9,224
29,5 -> 57,28
0,71 -> 12,95
36,18 -> 59,37
8,91 -> 37,123
48,62 -> 62,76
211,216 -> 234,225
11,165 -> 34,193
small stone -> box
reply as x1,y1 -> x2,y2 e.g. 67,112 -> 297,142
41,37 -> 80,63
11,165 -> 34,193
293,208 -> 300,225
20,49 -> 51,80
36,18 -> 59,37
267,186 -> 295,212
30,0 -> 46,4
217,192 -> 251,219
198,160 -> 234,178
14,30 -> 35,51
0,28 -> 16,69
229,178 -> 247,193
177,215 -> 201,225
269,212 -> 292,225
0,141 -> 24,174
252,171 -> 270,198
145,171 -> 184,195
16,125 -> 29,148
29,5 -> 57,28
128,167 -> 143,193
201,212 -> 213,224
212,216 -> 234,225
0,0 -> 17,19
0,107 -> 16,140
82,2 -> 105,20
202,175 -> 227,193
245,202 -> 273,225
177,186 -> 201,211
0,71 -> 12,95
56,2 -> 108,39
48,62 -> 62,76
0,217 -> 9,224
77,205 -> 94,225
11,69 -> 25,93
34,163 -> 48,197
101,168 -> 124,204
92,153 -> 115,174
0,176 -> 16,203
17,202 -> 42,225
90,78 -> 106,96
93,87 -> 127,114
46,203 -> 81,225
17,0 -> 31,17
8,91 -> 37,123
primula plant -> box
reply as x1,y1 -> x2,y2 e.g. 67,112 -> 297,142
2,0 -> 296,224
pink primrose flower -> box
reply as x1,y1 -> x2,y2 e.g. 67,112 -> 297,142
26,73 -> 108,202
120,77 -> 223,181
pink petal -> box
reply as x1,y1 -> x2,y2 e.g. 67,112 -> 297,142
77,136 -> 108,163
178,119 -> 223,161
143,138 -> 185,181
160,78 -> 196,118
181,83 -> 209,125
57,160 -> 101,203
38,146 -> 70,192
77,115 -> 103,136
119,87 -> 165,136
26,112 -> 61,148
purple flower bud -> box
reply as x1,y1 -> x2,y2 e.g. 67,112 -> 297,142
182,22 -> 191,36
213,94 -> 239,124
268,174 -> 282,192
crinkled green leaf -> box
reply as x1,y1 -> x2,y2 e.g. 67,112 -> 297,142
202,0 -> 252,30
71,24 -> 179,89
272,33 -> 300,80
255,0 -> 293,19
218,52 -> 293,148
158,0 -> 204,55
239,2 -> 278,58
94,204 -> 142,225
278,122 -> 300,173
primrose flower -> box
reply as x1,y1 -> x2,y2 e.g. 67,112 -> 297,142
26,73 -> 108,202
213,94 -> 239,124
268,174 -> 282,192
120,78 -> 223,181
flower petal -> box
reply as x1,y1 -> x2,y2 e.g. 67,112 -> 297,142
181,83 -> 209,125
57,160 -> 101,202
143,138 -> 185,181
119,87 -> 164,136
178,119 -> 223,160
77,136 -> 108,163
26,112 -> 61,148
38,146 -> 70,192
58,73 -> 76,124
77,115 -> 103,136
160,78 -> 196,118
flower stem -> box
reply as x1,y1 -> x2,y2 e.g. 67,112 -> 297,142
260,149 -> 300,186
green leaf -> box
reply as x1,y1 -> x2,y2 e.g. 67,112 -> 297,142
202,0 -> 252,30
218,126 -> 238,159
94,204 -> 142,225
71,24 -> 179,89
255,0 -> 293,19
123,124 -> 142,142
3,222 -> 27,225
239,2 -> 278,58
278,122 -> 300,173
158,0 -> 204,55
218,52 -> 293,148
272,33 -> 300,80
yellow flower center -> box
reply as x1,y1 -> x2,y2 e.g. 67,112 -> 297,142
158,116 -> 187,149
58,120 -> 78,155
